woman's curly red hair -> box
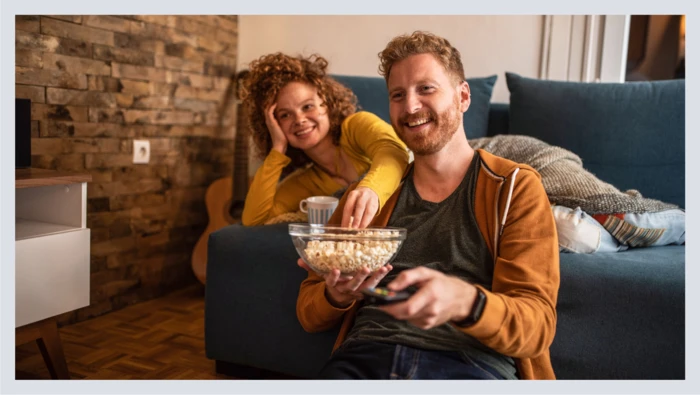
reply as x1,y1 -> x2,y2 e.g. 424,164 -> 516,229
239,53 -> 358,169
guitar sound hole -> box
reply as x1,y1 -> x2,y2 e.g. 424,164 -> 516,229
228,200 -> 245,221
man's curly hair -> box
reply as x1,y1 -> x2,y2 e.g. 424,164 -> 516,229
239,53 -> 358,169
378,31 -> 465,85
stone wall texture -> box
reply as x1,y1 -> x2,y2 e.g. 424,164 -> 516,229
15,15 -> 239,325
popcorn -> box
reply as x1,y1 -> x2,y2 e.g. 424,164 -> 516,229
302,230 -> 402,273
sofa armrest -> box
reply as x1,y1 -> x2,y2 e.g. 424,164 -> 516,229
204,223 -> 339,378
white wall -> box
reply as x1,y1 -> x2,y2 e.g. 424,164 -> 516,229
238,15 -> 546,103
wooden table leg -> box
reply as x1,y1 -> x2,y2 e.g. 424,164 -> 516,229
16,318 -> 70,379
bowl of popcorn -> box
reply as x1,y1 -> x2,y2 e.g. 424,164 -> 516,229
288,224 -> 407,275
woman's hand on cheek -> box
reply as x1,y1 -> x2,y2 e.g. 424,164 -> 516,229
266,103 -> 288,154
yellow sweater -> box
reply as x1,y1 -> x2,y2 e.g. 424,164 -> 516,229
296,150 -> 560,380
242,111 -> 409,226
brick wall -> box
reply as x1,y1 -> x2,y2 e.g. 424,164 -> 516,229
15,15 -> 238,325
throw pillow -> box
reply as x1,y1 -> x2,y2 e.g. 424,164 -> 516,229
333,74 -> 497,139
505,72 -> 685,209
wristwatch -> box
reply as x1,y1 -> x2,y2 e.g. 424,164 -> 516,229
453,288 -> 487,327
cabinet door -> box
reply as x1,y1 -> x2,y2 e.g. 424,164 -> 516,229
16,229 -> 90,327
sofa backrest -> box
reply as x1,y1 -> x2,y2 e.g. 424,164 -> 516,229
332,73 -> 685,209
505,73 -> 685,209
487,103 -> 510,137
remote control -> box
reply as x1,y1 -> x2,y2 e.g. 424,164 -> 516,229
361,287 -> 415,305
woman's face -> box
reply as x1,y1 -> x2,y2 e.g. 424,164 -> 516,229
274,82 -> 331,151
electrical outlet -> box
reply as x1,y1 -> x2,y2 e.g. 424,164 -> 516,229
133,140 -> 150,164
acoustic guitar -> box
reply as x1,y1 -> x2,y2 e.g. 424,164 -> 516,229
191,71 -> 250,284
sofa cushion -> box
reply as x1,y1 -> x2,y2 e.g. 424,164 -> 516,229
552,246 -> 685,379
505,72 -> 685,208
205,223 -> 339,378
333,74 -> 497,139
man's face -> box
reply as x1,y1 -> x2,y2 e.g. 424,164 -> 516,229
387,53 -> 470,156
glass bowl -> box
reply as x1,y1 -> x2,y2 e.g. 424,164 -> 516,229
288,224 -> 407,275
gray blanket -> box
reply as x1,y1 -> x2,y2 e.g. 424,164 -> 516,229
470,135 -> 678,214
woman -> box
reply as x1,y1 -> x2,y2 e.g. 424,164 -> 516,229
240,53 -> 409,228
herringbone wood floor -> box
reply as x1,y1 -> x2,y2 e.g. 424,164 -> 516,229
15,284 -> 232,380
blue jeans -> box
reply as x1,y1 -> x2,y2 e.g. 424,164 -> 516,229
318,340 -> 506,380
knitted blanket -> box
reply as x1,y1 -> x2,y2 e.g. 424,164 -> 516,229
264,210 -> 307,225
470,135 -> 678,214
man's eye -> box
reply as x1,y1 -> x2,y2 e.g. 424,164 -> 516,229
391,92 -> 404,100
420,85 -> 434,92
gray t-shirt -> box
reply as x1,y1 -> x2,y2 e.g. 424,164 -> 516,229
346,152 -> 518,379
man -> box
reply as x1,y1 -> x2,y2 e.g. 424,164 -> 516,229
296,31 -> 560,380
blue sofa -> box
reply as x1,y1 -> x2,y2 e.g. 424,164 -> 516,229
204,73 -> 685,379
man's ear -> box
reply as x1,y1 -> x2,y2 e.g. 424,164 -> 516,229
459,80 -> 471,113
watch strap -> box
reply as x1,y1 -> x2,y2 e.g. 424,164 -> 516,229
453,288 -> 487,328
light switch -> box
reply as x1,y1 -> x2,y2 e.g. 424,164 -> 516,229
133,140 -> 150,164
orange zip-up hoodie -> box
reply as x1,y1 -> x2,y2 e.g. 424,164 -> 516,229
296,149 -> 560,379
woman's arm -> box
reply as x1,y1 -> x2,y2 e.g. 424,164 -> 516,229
342,112 -> 410,211
242,150 -> 314,226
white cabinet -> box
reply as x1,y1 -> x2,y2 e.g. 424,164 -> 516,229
15,169 -> 92,327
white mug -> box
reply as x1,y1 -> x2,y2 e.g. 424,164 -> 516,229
299,196 -> 339,226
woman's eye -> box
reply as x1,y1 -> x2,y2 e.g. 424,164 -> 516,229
278,113 -> 289,119
303,104 -> 315,111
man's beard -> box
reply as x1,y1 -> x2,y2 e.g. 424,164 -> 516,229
393,96 -> 462,156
